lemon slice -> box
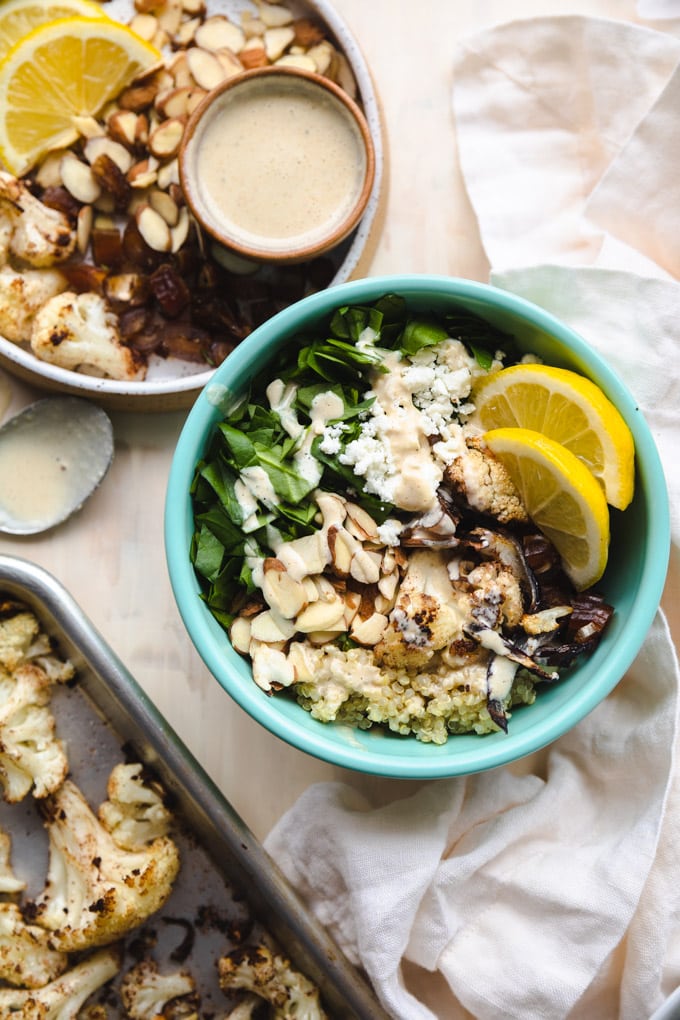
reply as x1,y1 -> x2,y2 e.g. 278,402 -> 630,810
473,363 -> 635,510
0,16 -> 161,175
0,0 -> 107,54
483,427 -> 610,591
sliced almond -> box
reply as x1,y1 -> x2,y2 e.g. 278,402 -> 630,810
34,150 -> 65,189
84,136 -> 134,174
170,206 -> 190,252
194,16 -> 245,52
350,612 -> 389,646
129,12 -> 158,41
251,644 -> 295,691
287,642 -> 315,683
263,25 -> 295,61
239,40 -> 268,70
127,157 -> 159,189
155,85 -> 193,120
250,608 -> 297,643
292,17 -> 325,48
61,152 -> 101,203
157,0 -> 182,35
344,503 -> 380,543
107,109 -> 139,150
377,569 -> 399,602
305,40 -> 334,76
241,13 -> 266,38
350,549 -> 382,585
174,16 -> 201,48
76,204 -> 93,254
186,46 -> 231,90
135,203 -> 172,251
229,616 -> 252,655
343,590 -> 362,628
215,48 -> 245,79
274,53 -> 316,72
157,157 -> 180,190
262,559 -> 308,619
277,532 -> 328,580
327,526 -> 354,576
149,188 -> 179,226
259,3 -> 294,27
72,115 -> 106,140
295,597 -> 346,634
181,0 -> 206,14
333,49 -> 358,99
316,492 -> 346,529
148,117 -> 185,159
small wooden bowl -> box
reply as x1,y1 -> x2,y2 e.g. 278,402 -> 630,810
179,65 -> 376,265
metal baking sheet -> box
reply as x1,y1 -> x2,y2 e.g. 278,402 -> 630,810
0,553 -> 389,1019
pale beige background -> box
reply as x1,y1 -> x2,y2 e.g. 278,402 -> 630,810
1,0 -> 672,842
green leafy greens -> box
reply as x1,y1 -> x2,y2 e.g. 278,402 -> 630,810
190,293 -> 516,622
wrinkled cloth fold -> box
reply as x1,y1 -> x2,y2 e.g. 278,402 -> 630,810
265,14 -> 680,1020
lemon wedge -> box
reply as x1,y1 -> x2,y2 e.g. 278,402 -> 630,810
0,16 -> 161,175
473,363 -> 635,510
483,427 -> 610,591
0,0 -> 107,54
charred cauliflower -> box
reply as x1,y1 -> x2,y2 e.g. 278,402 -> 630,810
30,291 -> 146,381
120,958 -> 197,1020
28,778 -> 180,952
218,943 -> 328,1020
0,265 -> 67,343
0,171 -> 76,268
0,824 -> 25,893
98,762 -> 173,851
0,901 -> 68,989
0,945 -> 121,1019
0,660 -> 69,802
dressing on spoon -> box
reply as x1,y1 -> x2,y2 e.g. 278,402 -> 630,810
0,396 -> 114,535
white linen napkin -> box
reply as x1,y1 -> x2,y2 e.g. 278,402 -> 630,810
265,14 -> 680,1019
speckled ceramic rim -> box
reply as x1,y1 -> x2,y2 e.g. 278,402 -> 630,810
179,65 -> 376,265
165,274 -> 671,779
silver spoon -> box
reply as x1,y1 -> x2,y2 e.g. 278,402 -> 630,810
0,396 -> 114,536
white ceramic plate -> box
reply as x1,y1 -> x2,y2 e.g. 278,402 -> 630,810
0,0 -> 385,411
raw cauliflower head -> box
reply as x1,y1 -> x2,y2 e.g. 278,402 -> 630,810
28,778 -> 180,953
30,291 -> 147,381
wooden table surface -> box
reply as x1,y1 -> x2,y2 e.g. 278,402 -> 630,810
0,0 -> 667,843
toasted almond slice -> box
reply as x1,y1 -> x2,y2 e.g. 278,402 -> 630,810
76,204 -> 93,254
194,15 -> 245,52
262,558 -> 308,619
61,152 -> 101,203
157,157 -> 180,189
250,609 -> 297,643
216,48 -> 245,78
107,109 -> 139,149
229,616 -> 252,655
259,3 -> 294,27
287,642 -> 315,683
296,597 -> 346,634
305,40 -> 334,75
174,16 -> 201,47
186,46 -> 230,90
127,157 -> 159,189
275,53 -> 316,72
264,25 -> 294,60
129,13 -> 159,41
350,549 -> 382,585
84,136 -> 134,174
170,206 -> 190,252
136,203 -> 172,251
148,117 -> 185,159
148,188 -> 179,226
350,612 -> 389,646
345,502 -> 380,542
72,115 -> 106,140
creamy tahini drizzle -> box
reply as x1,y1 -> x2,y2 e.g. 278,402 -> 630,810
370,351 -> 443,512
194,81 -> 366,251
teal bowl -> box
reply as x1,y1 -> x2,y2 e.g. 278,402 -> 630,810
164,275 -> 670,778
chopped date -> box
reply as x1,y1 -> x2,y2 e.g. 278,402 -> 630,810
150,263 -> 191,318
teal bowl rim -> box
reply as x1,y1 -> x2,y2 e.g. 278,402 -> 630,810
165,274 -> 671,779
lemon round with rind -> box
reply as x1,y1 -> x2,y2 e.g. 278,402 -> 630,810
483,426 -> 611,591
0,0 -> 108,53
0,16 -> 161,175
473,363 -> 635,511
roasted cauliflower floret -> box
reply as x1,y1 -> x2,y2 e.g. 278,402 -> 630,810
0,265 -> 67,343
0,171 -> 76,267
375,549 -> 465,669
120,959 -> 196,1020
218,943 -> 328,1020
0,901 -> 68,989
467,559 -> 525,629
0,945 -> 121,1019
98,762 -> 173,851
30,291 -> 147,381
0,661 -> 69,802
0,825 -> 25,893
445,436 -> 529,524
29,779 -> 180,952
